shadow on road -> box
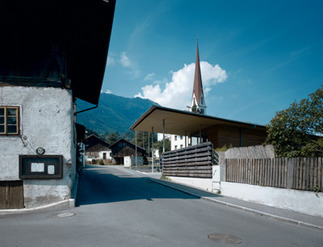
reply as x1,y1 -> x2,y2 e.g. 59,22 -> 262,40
75,166 -> 220,206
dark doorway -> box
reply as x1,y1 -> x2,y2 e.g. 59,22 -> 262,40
0,180 -> 24,209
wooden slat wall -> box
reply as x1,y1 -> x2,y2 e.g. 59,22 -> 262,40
162,142 -> 214,178
225,157 -> 323,191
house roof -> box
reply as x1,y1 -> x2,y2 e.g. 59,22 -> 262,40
84,135 -> 111,150
0,0 -> 116,105
130,105 -> 267,136
109,138 -> 147,153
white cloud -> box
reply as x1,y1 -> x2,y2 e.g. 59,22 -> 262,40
107,55 -> 116,66
120,52 -> 131,67
135,61 -> 228,110
144,72 -> 155,81
104,90 -> 113,94
119,51 -> 140,78
101,89 -> 113,94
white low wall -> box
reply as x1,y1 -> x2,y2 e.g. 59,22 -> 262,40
168,176 -> 213,192
221,182 -> 323,217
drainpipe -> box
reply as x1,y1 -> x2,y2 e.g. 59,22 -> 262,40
74,104 -> 98,115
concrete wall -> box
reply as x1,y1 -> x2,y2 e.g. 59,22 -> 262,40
221,182 -> 323,217
167,176 -> 213,192
0,86 -> 76,208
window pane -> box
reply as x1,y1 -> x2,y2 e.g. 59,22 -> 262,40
7,108 -> 17,116
7,117 -> 17,125
7,125 -> 18,134
0,125 -> 4,133
0,108 -> 4,116
0,117 -> 4,124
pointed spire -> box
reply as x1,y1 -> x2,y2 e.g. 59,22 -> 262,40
190,37 -> 206,114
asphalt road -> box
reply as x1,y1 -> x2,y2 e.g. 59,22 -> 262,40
0,165 -> 322,247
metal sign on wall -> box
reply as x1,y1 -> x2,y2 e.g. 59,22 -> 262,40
19,155 -> 63,179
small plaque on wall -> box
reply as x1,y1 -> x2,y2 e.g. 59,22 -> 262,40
19,155 -> 63,179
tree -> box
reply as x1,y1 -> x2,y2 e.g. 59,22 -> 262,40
154,139 -> 171,156
105,131 -> 120,145
265,85 -> 323,157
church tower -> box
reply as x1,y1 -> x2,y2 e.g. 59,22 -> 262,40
190,38 -> 206,114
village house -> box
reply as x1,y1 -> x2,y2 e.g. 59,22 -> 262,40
109,139 -> 147,165
84,135 -> 112,164
0,0 -> 116,209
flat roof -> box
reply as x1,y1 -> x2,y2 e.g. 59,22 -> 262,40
130,105 -> 267,136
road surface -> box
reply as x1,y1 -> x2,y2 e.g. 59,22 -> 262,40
0,165 -> 322,247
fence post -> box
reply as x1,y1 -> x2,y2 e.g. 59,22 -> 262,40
287,158 -> 295,189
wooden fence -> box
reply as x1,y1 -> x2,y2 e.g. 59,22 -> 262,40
225,157 -> 323,191
162,142 -> 214,178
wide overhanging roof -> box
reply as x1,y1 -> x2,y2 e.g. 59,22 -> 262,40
130,105 -> 267,136
69,0 -> 116,105
1,0 -> 116,105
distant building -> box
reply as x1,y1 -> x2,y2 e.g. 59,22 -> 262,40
84,135 -> 112,163
109,139 -> 147,165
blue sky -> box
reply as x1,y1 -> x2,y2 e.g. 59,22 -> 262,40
102,0 -> 323,126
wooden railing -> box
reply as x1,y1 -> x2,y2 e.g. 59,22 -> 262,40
162,142 -> 214,178
225,157 -> 323,191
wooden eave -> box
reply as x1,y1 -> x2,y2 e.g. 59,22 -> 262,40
130,105 -> 267,136
0,0 -> 116,105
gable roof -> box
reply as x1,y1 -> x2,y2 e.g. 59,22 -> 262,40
109,138 -> 147,153
84,135 -> 110,150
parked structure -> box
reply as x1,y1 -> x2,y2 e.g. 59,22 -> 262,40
0,0 -> 116,209
84,135 -> 112,163
109,139 -> 147,165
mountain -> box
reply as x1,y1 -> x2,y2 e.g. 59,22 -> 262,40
76,93 -> 157,135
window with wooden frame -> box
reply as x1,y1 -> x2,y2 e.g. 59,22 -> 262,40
0,106 -> 20,135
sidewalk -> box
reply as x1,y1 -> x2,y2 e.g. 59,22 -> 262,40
138,171 -> 323,232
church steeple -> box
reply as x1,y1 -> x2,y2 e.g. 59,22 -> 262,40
190,38 -> 206,114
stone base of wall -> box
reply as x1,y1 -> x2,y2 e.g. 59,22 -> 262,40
168,176 -> 213,192
221,182 -> 323,217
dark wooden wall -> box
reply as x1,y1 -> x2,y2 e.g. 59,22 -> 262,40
206,125 -> 267,149
162,142 -> 214,178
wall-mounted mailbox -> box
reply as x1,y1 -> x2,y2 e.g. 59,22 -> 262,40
19,155 -> 63,179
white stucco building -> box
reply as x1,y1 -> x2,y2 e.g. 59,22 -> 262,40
0,1 -> 116,209
1,87 -> 76,208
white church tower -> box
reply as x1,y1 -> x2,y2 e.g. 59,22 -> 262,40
190,38 -> 206,114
